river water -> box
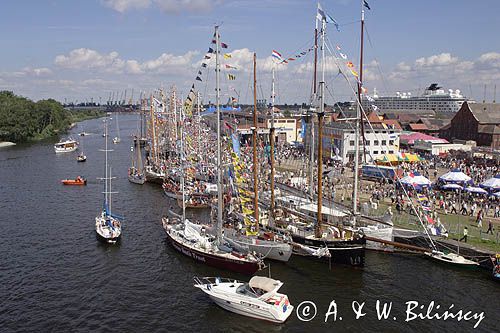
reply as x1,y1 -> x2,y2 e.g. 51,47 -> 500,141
0,114 -> 498,332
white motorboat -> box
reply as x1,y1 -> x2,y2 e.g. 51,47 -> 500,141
425,251 -> 479,268
77,153 -> 87,162
54,138 -> 78,153
194,276 -> 293,323
112,137 -> 121,144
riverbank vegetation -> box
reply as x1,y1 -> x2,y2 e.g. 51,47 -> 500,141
0,91 -> 104,143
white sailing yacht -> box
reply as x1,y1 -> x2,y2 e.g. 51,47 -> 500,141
95,118 -> 123,244
112,113 -> 121,144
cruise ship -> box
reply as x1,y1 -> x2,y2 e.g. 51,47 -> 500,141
362,83 -> 472,114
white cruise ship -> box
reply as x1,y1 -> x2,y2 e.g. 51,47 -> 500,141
362,83 -> 472,114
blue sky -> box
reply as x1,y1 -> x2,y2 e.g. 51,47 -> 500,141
1,0 -> 499,104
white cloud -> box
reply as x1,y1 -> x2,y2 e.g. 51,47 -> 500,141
54,48 -> 121,70
54,48 -> 198,75
415,53 -> 458,67
102,0 -> 220,14
102,0 -> 151,13
155,0 -> 220,13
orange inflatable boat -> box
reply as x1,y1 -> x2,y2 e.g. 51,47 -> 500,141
61,176 -> 87,185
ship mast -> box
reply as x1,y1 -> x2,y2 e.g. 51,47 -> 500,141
353,0 -> 366,225
252,53 -> 259,230
309,20 -> 319,199
180,103 -> 186,222
269,66 -> 276,225
215,25 -> 223,244
315,14 -> 326,238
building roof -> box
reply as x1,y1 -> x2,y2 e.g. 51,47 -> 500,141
382,119 -> 402,130
408,123 -> 428,131
419,118 -> 451,130
468,103 -> 500,124
400,132 -> 449,145
366,111 -> 383,123
397,113 -> 422,124
478,124 -> 500,135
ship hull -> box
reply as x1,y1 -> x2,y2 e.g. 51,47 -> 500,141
163,226 -> 260,275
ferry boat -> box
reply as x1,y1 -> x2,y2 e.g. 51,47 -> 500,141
54,139 -> 78,153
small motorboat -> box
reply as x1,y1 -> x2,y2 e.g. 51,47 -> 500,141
61,176 -> 87,186
112,137 -> 121,144
54,138 -> 78,153
77,153 -> 87,162
193,276 -> 293,323
425,250 -> 479,268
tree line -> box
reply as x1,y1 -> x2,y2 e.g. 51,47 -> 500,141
0,91 -> 104,143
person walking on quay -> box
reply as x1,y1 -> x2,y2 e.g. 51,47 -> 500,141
459,226 -> 468,243
476,209 -> 483,229
460,201 -> 468,215
486,220 -> 494,235
495,206 -> 500,218
450,200 -> 458,214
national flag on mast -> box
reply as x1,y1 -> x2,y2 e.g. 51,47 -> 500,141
317,3 -> 337,24
363,0 -> 371,10
271,50 -> 282,61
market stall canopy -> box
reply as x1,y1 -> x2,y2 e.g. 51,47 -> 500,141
438,169 -> 472,184
399,172 -> 432,187
480,174 -> 500,191
375,153 -> 422,165
464,186 -> 488,195
441,183 -> 464,191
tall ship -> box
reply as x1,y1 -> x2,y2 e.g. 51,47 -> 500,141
361,83 -> 472,114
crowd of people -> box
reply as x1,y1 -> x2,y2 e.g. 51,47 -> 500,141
271,145 -> 500,241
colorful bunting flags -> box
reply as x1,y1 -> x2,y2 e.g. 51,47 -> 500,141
223,53 -> 232,59
272,50 -> 283,61
225,64 -> 237,69
221,42 -> 228,48
227,74 -> 236,80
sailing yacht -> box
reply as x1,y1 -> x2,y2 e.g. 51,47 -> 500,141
128,144 -> 145,184
224,53 -> 293,263
163,27 -> 264,275
112,113 -> 121,144
267,6 -> 366,266
95,118 -> 123,244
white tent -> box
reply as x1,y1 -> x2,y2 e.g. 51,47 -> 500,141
464,186 -> 488,195
441,183 -> 464,191
480,174 -> 500,191
438,169 -> 472,184
399,173 -> 432,187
